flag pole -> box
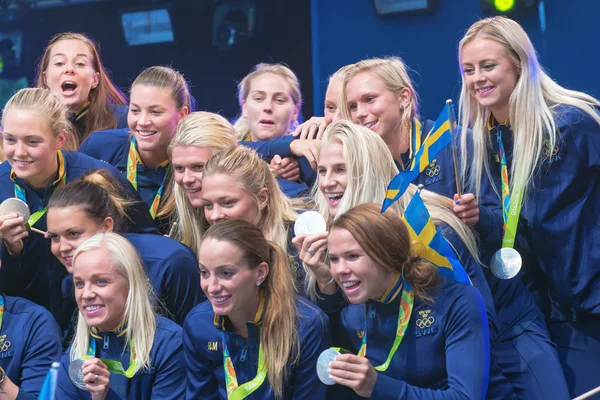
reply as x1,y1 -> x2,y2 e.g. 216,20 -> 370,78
446,99 -> 462,197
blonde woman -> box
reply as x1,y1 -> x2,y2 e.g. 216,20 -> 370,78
183,219 -> 330,399
235,63 -> 315,198
55,233 -> 185,399
166,111 -> 237,257
458,16 -> 597,398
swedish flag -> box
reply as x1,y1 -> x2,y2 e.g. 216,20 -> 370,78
382,103 -> 456,213
401,190 -> 471,285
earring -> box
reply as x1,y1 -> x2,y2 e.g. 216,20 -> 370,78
256,281 -> 261,286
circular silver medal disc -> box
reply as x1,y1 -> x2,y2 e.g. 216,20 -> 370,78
294,211 -> 327,237
316,348 -> 339,385
0,198 -> 30,221
68,358 -> 88,390
490,248 -> 522,279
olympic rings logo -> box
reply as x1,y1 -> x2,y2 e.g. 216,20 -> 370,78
425,165 -> 440,177
0,340 -> 11,352
416,317 -> 435,329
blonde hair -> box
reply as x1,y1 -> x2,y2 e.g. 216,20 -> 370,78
131,66 -> 193,112
35,32 -> 127,142
1,88 -> 78,150
458,16 -> 600,199
70,233 -> 156,372
307,120 -> 479,297
203,146 -> 299,252
203,219 -> 300,398
339,57 -> 419,137
163,111 -> 237,256
233,63 -> 302,141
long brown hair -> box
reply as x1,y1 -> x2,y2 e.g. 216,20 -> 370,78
331,203 -> 439,301
203,219 -> 299,398
35,32 -> 127,142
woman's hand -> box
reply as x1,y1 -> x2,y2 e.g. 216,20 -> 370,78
329,354 -> 378,398
0,213 -> 28,256
82,357 -> 111,400
289,139 -> 320,170
270,155 -> 300,182
453,193 -> 479,226
292,232 -> 336,294
292,117 -> 327,140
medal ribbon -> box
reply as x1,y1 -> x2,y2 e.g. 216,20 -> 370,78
358,276 -> 414,372
406,119 -> 423,170
126,137 -> 169,219
0,295 -> 4,331
86,326 -> 138,378
496,129 -> 523,249
220,295 -> 267,399
13,151 -> 67,228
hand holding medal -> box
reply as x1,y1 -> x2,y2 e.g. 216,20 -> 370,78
69,357 -> 110,397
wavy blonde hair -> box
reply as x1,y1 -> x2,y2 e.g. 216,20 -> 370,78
458,16 -> 600,199
307,120 -> 479,297
70,233 -> 156,372
203,219 -> 300,398
203,146 -> 299,252
233,63 -> 302,141
163,112 -> 237,256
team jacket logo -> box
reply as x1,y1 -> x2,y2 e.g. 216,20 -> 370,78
0,335 -> 12,358
543,139 -> 562,163
356,330 -> 365,339
415,309 -> 438,337
424,160 -> 444,185
207,341 -> 218,351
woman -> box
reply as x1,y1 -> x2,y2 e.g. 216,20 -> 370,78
200,146 -> 306,290
55,233 -> 185,399
0,88 -> 155,331
46,169 -> 203,327
0,293 -> 62,399
183,219 -> 330,399
234,63 -> 315,198
79,66 -> 191,233
319,203 -> 491,399
458,16 -> 597,398
35,32 -> 128,144
167,111 -> 237,257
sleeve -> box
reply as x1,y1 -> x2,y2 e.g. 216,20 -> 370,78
298,157 -> 317,187
183,314 -> 220,399
370,286 -> 490,400
240,136 -> 296,160
149,329 -> 186,400
16,309 -> 62,398
161,248 -> 205,325
77,135 -> 95,157
475,171 -> 503,252
291,308 -> 331,399
569,108 -> 600,170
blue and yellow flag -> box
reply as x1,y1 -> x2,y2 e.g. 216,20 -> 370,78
401,190 -> 471,285
38,362 -> 59,400
382,103 -> 456,213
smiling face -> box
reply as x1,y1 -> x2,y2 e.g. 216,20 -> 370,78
201,173 -> 268,226
199,237 -> 267,323
345,71 -> 405,143
328,227 -> 394,304
242,72 -> 299,141
47,206 -> 113,273
460,38 -> 520,123
172,145 -> 214,208
1,108 -> 66,189
73,247 -> 129,332
317,141 -> 347,216
43,39 -> 99,112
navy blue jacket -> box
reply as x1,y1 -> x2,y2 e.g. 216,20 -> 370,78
318,278 -> 516,400
241,136 -> 317,198
0,295 -> 62,400
56,316 -> 184,399
183,297 -> 330,399
486,106 -> 600,318
61,233 -> 204,329
0,151 -> 157,330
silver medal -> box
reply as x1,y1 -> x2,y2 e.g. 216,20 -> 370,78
316,348 -> 339,385
68,358 -> 88,390
294,211 -> 327,237
490,248 -> 522,279
0,198 -> 30,221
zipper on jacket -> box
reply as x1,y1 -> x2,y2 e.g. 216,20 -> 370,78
240,348 -> 248,362
103,335 -> 109,350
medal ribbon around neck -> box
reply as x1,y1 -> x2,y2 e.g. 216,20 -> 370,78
0,295 -> 4,332
406,119 -> 423,170
86,327 -> 138,378
127,137 -> 170,220
358,275 -> 414,372
496,128 -> 523,249
13,150 -> 67,228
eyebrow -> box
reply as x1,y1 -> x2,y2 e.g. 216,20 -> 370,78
51,53 -> 90,58
2,133 -> 44,140
129,103 -> 167,109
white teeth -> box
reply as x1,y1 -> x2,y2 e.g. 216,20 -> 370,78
364,122 -> 376,128
186,188 -> 200,193
342,281 -> 359,288
137,131 -> 157,137
212,297 -> 229,303
478,87 -> 493,94
14,160 -> 32,166
85,306 -> 102,311
327,193 -> 343,200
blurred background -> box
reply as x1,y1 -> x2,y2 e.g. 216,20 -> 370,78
0,0 -> 598,121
